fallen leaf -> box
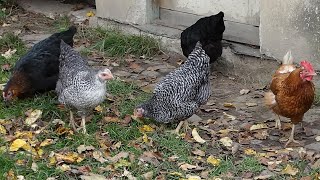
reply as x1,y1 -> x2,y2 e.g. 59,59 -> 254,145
111,141 -> 122,150
111,62 -> 119,67
192,128 -> 206,144
223,103 -> 235,108
207,155 -> 221,166
250,123 -> 268,131
103,116 -> 121,123
139,125 -> 154,133
17,175 -> 25,180
240,89 -> 250,95
246,102 -> 258,107
315,136 -> 320,142
55,152 -> 82,164
40,139 -> 54,147
179,163 -> 198,171
169,172 -> 183,177
77,145 -> 95,154
10,139 -> 27,151
25,109 -> 42,125
107,151 -> 129,163
114,159 -> 131,169
219,137 -> 233,147
223,112 -> 236,121
92,151 -> 108,163
0,124 -> 6,134
244,148 -> 257,155
86,11 -> 95,17
0,83 -> 5,91
94,105 -> 103,112
139,151 -> 161,166
1,63 -> 11,71
142,171 -> 153,180
1,49 -> 16,59
57,164 -> 71,172
311,159 -> 320,169
31,162 -> 38,172
192,149 -> 205,157
206,100 -> 216,106
281,164 -> 299,176
187,175 -> 201,180
80,173 -> 107,180
2,22 -> 10,27
123,168 -> 137,180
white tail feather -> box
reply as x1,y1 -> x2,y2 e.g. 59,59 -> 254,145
282,50 -> 293,65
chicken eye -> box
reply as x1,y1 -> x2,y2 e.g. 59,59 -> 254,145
7,91 -> 12,96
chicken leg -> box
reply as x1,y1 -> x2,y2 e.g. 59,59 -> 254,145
174,120 -> 191,135
81,115 -> 87,134
69,111 -> 77,132
285,124 -> 301,147
275,115 -> 282,130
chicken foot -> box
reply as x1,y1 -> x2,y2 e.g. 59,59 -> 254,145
174,120 -> 190,134
285,124 -> 301,147
80,115 -> 87,134
275,115 -> 282,130
69,111 -> 78,132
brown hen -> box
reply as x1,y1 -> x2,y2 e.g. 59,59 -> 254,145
264,51 -> 316,147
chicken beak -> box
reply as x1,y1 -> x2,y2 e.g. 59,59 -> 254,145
308,72 -> 317,76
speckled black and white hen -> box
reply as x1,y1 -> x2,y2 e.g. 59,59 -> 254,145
134,42 -> 211,132
56,40 -> 113,134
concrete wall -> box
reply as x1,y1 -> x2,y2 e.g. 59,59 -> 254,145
159,0 -> 260,26
96,0 -> 159,25
260,0 -> 320,70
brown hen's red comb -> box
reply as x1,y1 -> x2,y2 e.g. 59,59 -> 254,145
300,60 -> 315,72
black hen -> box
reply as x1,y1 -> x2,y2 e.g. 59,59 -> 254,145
181,11 -> 225,64
2,26 -> 77,102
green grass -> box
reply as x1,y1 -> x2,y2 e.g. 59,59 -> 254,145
78,27 -> 161,58
314,89 -> 320,106
0,33 -> 27,83
53,15 -> 72,32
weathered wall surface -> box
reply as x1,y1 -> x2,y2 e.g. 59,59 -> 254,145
96,0 -> 158,25
260,0 -> 320,70
159,0 -> 260,26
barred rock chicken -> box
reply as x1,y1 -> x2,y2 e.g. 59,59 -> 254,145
134,42 -> 211,133
2,26 -> 77,103
264,51 -> 316,147
56,41 -> 113,134
181,11 -> 225,64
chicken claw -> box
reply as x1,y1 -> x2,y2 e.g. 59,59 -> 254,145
69,111 -> 77,132
285,124 -> 301,147
81,115 -> 87,134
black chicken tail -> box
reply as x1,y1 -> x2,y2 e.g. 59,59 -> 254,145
59,40 -> 73,61
57,26 -> 77,47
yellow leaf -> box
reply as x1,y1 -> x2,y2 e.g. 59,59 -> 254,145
219,137 -> 233,147
250,123 -> 268,131
192,128 -> 206,144
223,103 -> 235,108
207,155 -> 221,166
142,133 -> 150,143
55,152 -> 80,164
49,156 -> 57,166
114,159 -> 131,169
282,164 -> 299,176
86,11 -> 95,17
94,105 -> 103,112
10,139 -> 27,151
37,149 -> 44,157
169,172 -> 183,177
244,148 -> 257,155
0,124 -> 6,134
15,131 -> 33,139
25,109 -> 42,125
0,146 -> 5,153
40,139 -> 54,147
223,112 -> 236,121
139,125 -> 154,133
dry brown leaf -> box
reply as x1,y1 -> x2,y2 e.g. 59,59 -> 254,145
244,148 -> 257,155
57,164 -> 71,172
223,112 -> 236,121
55,152 -> 82,164
104,116 -> 121,123
1,63 -> 10,71
142,171 -> 153,180
223,103 -> 235,108
192,149 -> 205,157
123,168 -> 137,180
240,89 -> 250,95
1,48 -> 16,59
25,109 -> 42,125
80,173 -> 107,180
250,123 -> 268,131
219,137 -> 233,147
281,164 -> 299,176
139,151 -> 161,166
77,145 -> 95,154
179,163 -> 198,171
107,151 -> 129,163
192,128 -> 206,144
92,151 -> 107,163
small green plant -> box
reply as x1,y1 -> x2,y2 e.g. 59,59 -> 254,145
53,16 -> 72,32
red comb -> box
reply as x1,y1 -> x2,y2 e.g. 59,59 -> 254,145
300,60 -> 314,72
